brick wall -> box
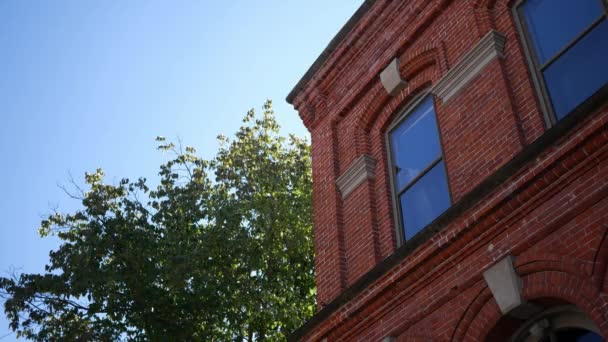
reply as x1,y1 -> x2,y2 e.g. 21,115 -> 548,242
288,0 -> 608,340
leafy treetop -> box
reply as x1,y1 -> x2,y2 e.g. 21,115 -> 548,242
1,100 -> 315,341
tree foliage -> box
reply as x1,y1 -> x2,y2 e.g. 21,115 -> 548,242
0,100 -> 315,341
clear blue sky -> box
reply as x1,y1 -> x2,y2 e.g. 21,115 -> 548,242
0,1 -> 361,339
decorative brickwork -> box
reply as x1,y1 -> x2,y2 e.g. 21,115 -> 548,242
287,0 -> 608,340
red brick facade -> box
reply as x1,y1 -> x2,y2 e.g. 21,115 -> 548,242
287,0 -> 608,340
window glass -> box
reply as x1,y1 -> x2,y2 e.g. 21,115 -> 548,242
540,328 -> 603,342
399,161 -> 450,239
522,0 -> 603,64
544,20 -> 608,119
390,97 -> 441,190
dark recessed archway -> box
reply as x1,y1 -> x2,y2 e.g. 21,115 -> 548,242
486,303 -> 604,342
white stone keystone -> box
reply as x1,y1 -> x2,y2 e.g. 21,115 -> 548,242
380,58 -> 407,96
483,255 -> 523,314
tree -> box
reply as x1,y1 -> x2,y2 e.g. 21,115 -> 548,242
0,100 -> 315,341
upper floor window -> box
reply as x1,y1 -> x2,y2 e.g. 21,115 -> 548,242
388,96 -> 451,241
517,0 -> 608,122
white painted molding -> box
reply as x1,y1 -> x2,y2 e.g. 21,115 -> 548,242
336,155 -> 376,199
431,30 -> 506,102
483,255 -> 523,315
380,58 -> 407,96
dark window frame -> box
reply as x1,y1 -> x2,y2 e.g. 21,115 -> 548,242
386,92 -> 452,246
512,0 -> 608,127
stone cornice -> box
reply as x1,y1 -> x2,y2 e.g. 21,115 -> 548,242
336,155 -> 377,198
431,30 -> 506,102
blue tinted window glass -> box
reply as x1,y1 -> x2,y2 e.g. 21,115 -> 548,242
390,97 -> 441,190
399,161 -> 450,239
552,329 -> 604,342
544,19 -> 608,120
576,331 -> 604,342
522,0 -> 603,64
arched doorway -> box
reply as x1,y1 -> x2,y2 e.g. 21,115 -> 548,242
510,306 -> 603,342
486,304 -> 605,342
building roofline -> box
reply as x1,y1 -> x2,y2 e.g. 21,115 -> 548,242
286,0 -> 378,105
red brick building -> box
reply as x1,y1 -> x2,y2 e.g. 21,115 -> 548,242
287,0 -> 608,341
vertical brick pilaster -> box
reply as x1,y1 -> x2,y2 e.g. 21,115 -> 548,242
311,122 -> 347,307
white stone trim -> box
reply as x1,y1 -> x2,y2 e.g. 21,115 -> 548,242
336,155 -> 376,199
380,58 -> 407,96
431,30 -> 506,102
483,255 -> 524,315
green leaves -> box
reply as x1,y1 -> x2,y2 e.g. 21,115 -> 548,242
1,100 -> 314,341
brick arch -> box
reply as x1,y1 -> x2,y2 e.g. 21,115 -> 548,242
516,272 -> 608,339
347,78 -> 436,158
352,82 -> 391,155
458,271 -> 608,342
356,44 -> 443,135
452,255 -> 606,342
344,43 -> 446,156
472,0 -> 518,37
450,283 -> 494,342
361,76 -> 436,137
594,228 -> 608,292
378,79 -> 434,135
398,44 -> 447,82
513,228 -> 608,293
459,292 -> 502,342
514,252 -> 593,279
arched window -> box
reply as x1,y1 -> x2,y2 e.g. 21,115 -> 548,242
387,95 -> 451,242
